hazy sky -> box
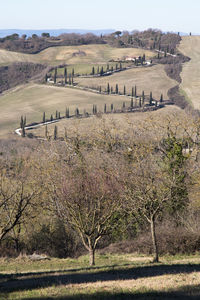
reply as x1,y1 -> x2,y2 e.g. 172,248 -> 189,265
1,0 -> 199,33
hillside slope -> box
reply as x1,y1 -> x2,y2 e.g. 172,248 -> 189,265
0,83 -> 132,136
178,36 -> 200,109
0,45 -> 155,66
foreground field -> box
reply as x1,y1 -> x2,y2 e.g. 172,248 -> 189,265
1,254 -> 200,299
178,36 -> 200,109
0,44 -> 155,66
0,83 -> 132,136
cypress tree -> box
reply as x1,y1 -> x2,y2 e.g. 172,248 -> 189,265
97,66 -> 100,74
142,91 -> 145,103
99,86 -> 101,93
107,83 -> 110,94
50,114 -> 53,121
54,68 -> 57,84
66,107 -> 69,118
135,85 -> 137,97
104,104 -> 107,113
131,98 -> 133,108
111,87 -> 113,93
149,92 -> 153,105
122,102 -> 125,109
56,110 -> 58,119
111,66 -> 113,72
92,66 -> 95,75
20,116 -> 23,129
22,125 -> 25,137
123,85 -> 126,95
132,87 -> 134,97
111,104 -> 113,112
160,94 -> 163,103
115,84 -> 119,94
45,73 -> 48,82
100,66 -> 104,76
64,67 -> 67,84
23,116 -> 26,127
58,112 -> 61,119
72,68 -> 75,77
75,108 -> 79,117
107,64 -> 109,71
69,74 -> 71,85
43,112 -> 46,123
116,63 -> 118,70
139,97 -> 142,107
71,75 -> 74,85
54,125 -> 57,140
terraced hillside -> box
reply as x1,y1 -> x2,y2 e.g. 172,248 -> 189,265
0,44 -> 155,66
178,36 -> 200,109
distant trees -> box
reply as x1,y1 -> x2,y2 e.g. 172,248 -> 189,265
42,32 -> 50,38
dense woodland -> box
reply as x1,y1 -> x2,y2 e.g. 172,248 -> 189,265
1,110 -> 200,265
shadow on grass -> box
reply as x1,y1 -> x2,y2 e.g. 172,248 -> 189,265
3,285 -> 200,300
1,263 -> 200,295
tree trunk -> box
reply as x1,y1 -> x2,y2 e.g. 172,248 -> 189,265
89,248 -> 95,266
150,217 -> 159,263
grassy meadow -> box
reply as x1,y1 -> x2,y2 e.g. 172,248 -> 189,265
0,83 -> 133,137
178,36 -> 200,109
0,44 -> 155,66
74,64 -> 176,99
1,254 -> 200,299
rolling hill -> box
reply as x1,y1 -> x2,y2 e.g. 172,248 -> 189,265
178,36 -> 200,109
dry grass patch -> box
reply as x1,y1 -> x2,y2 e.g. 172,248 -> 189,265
0,83 -> 131,136
31,105 -> 182,141
75,64 -> 176,100
178,36 -> 200,109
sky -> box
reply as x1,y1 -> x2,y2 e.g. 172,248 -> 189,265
0,0 -> 199,33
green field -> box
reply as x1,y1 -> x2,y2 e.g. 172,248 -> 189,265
1,254 -> 200,299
